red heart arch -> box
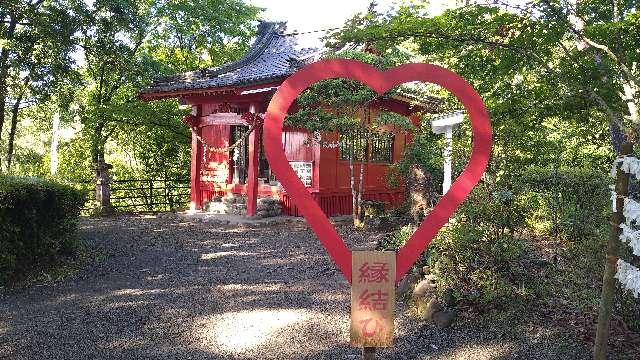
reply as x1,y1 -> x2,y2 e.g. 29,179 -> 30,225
263,59 -> 492,284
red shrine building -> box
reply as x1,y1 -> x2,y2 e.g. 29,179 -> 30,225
140,22 -> 440,217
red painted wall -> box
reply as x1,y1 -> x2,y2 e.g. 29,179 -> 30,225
283,129 -> 314,161
318,131 -> 408,193
194,117 -> 409,216
195,124 -> 407,214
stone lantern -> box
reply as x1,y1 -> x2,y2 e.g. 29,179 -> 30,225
94,161 -> 113,211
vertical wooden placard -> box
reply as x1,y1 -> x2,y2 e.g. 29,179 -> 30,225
350,251 -> 395,347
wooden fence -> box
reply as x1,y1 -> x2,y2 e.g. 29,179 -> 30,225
76,178 -> 190,213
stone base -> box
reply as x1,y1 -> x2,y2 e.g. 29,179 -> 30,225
203,195 -> 283,217
204,195 -> 248,215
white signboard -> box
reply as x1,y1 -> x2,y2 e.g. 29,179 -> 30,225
290,161 -> 312,187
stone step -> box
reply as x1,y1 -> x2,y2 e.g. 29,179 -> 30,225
206,202 -> 229,214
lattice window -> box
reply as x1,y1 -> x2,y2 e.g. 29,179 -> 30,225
370,132 -> 394,163
339,130 -> 394,163
339,130 -> 368,161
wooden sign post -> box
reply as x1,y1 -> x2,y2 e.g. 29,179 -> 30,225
351,251 -> 396,351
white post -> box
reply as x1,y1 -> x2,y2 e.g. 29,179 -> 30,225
442,126 -> 453,194
50,112 -> 60,176
431,110 -> 464,195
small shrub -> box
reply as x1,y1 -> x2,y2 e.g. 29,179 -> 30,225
380,224 -> 416,251
0,176 -> 86,283
361,200 -> 386,217
381,182 -> 537,310
431,222 -> 533,308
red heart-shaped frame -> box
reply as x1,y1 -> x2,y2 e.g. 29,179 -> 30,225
263,59 -> 492,284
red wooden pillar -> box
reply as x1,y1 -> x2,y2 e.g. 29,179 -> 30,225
246,104 -> 260,216
190,126 -> 203,210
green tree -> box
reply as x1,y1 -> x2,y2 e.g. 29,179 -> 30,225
0,0 -> 79,172
286,49 -> 412,227
332,1 -> 637,167
145,0 -> 260,73
333,1 -> 638,356
74,0 -> 259,182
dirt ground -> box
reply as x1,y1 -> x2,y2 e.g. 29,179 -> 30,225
0,214 -> 592,359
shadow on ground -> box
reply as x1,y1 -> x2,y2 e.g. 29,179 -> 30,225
0,215 -> 591,359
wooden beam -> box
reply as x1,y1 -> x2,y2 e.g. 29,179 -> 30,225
139,80 -> 283,102
197,112 -> 262,128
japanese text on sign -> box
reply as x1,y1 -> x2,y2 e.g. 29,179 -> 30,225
350,251 -> 395,347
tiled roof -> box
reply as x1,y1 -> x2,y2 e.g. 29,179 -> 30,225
139,22 -> 325,97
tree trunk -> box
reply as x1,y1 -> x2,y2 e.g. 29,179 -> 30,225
622,82 -> 638,124
5,90 -> 23,173
50,111 -> 60,176
349,140 -> 358,227
610,120 -> 624,154
622,80 -> 639,144
355,138 -> 366,228
92,121 -> 105,165
0,14 -> 18,169
593,141 -> 632,359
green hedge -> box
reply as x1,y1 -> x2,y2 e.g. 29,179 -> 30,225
516,166 -> 611,241
382,167 -> 612,310
0,176 -> 86,283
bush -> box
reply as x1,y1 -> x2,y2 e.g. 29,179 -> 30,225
381,182 -> 537,310
381,166 -> 633,318
0,176 -> 86,283
427,169 -> 609,309
361,200 -> 386,217
428,183 -> 537,309
380,224 -> 416,251
516,166 -> 610,241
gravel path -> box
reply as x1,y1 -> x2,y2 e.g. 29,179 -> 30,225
0,214 -> 590,359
